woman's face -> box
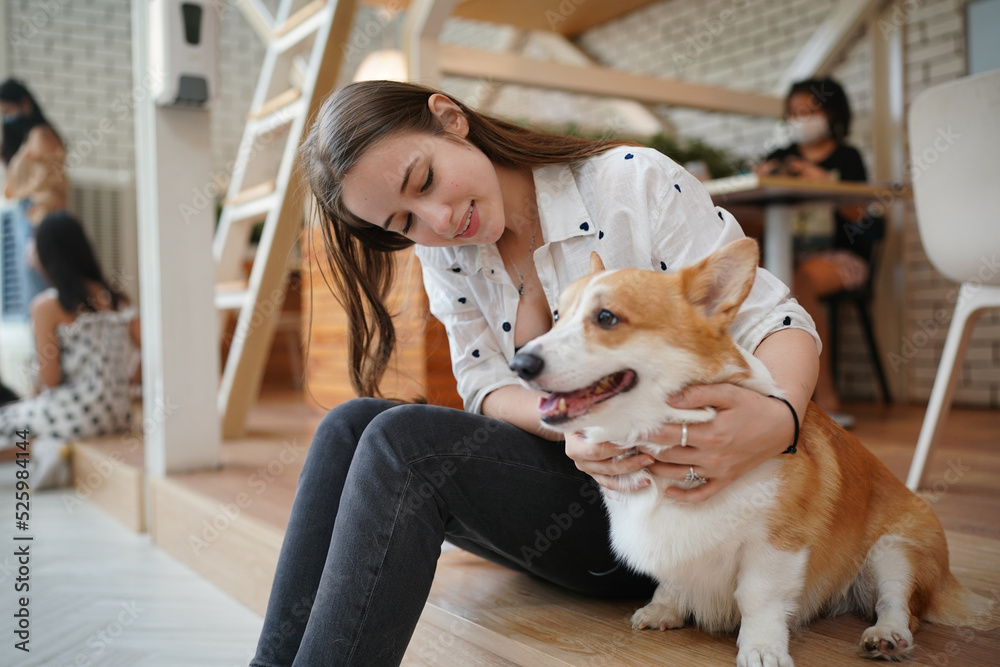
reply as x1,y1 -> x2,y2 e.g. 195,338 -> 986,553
340,126 -> 507,248
0,99 -> 31,121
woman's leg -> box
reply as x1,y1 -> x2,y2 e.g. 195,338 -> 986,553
253,400 -> 653,666
252,397 -> 399,665
794,256 -> 849,413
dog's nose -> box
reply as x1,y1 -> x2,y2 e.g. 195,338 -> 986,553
510,351 -> 544,380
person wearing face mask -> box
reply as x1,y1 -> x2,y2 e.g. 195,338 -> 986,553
1,78 -> 68,315
756,77 -> 884,428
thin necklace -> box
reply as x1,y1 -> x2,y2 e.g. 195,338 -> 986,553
501,224 -> 538,298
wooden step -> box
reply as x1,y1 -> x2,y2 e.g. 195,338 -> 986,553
69,432 -> 146,532
274,0 -> 326,38
401,536 -> 1000,666
149,473 -> 285,615
248,89 -> 302,121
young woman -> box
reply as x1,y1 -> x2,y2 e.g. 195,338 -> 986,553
757,77 -> 884,427
251,80 -> 820,666
1,78 -> 67,312
0,212 -> 139,487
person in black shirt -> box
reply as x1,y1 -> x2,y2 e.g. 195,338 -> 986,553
757,77 -> 884,428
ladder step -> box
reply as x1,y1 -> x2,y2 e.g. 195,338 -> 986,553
224,181 -> 276,207
216,282 -> 249,311
225,192 -> 278,225
274,0 -> 326,38
272,3 -> 330,54
247,89 -> 302,121
247,97 -> 306,136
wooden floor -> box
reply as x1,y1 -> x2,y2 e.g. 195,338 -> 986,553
0,488 -> 262,667
43,393 -> 1000,665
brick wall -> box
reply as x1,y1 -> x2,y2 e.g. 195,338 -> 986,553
3,0 -> 265,180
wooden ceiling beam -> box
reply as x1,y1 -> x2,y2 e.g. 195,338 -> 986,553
438,44 -> 785,118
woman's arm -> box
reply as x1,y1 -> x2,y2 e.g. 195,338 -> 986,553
650,327 -> 817,502
30,294 -> 63,391
564,326 -> 819,502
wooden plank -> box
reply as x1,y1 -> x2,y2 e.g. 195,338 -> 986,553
247,88 -> 302,120
223,180 -> 277,207
149,475 -> 286,616
776,0 -> 886,94
274,0 -> 327,37
366,0 -> 662,37
71,438 -> 146,533
437,44 -> 784,118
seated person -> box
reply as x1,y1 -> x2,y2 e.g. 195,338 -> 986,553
757,77 -> 884,428
0,212 -> 140,487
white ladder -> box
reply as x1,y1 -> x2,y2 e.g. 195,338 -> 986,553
215,0 -> 357,437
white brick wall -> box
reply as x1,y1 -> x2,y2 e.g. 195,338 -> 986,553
3,0 -> 265,180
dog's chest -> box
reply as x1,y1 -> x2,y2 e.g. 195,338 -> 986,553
604,463 -> 780,575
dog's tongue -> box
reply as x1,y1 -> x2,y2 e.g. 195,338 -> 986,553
538,370 -> 636,423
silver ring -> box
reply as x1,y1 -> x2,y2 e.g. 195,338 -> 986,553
680,422 -> 689,447
684,466 -> 707,485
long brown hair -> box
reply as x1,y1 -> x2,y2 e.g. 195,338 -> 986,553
300,80 -> 634,398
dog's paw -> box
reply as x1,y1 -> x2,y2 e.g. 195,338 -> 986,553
736,644 -> 794,667
859,625 -> 914,661
630,603 -> 686,631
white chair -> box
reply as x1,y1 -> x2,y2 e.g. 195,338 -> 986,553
905,70 -> 1000,491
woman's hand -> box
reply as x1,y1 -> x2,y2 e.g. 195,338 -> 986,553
782,156 -> 832,181
640,383 -> 795,503
564,430 -> 654,492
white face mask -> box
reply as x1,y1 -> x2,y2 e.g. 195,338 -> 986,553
786,115 -> 830,145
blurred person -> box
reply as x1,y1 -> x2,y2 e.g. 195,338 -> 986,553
756,77 -> 884,428
0,212 -> 140,488
1,78 -> 67,313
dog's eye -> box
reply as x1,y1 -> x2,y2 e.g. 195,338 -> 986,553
553,310 -> 559,322
596,309 -> 619,328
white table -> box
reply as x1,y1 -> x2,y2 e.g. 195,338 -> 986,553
704,174 -> 907,285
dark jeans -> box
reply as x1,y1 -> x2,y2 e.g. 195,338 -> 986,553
250,398 -> 656,666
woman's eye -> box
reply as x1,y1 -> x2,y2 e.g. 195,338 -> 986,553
401,213 -> 413,235
596,309 -> 618,328
420,167 -> 433,193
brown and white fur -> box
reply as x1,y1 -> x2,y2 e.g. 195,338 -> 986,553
510,239 -> 996,666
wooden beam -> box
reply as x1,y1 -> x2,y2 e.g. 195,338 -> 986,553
529,31 -> 664,137
438,44 -> 784,118
236,0 -> 276,43
777,0 -> 888,93
368,0 -> 661,37
403,0 -> 462,86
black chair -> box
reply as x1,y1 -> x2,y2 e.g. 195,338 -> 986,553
820,245 -> 892,403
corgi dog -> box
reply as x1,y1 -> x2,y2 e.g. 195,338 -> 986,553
509,239 -> 995,665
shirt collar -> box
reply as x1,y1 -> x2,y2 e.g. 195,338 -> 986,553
533,162 -> 595,244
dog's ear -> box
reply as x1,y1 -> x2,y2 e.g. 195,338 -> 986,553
589,252 -> 606,274
681,239 -> 759,329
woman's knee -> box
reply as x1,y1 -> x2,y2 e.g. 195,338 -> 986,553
359,403 -> 493,465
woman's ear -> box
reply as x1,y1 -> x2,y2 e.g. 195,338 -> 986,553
427,93 -> 468,137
